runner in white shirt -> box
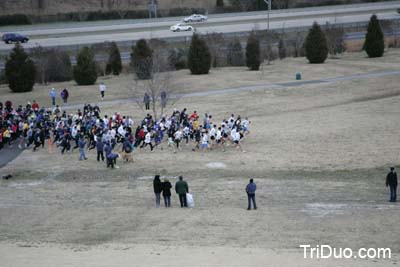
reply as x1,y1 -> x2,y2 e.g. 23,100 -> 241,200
201,131 -> 209,152
241,117 -> 250,134
99,82 -> 107,100
232,128 -> 245,152
174,128 -> 183,153
142,131 -> 154,151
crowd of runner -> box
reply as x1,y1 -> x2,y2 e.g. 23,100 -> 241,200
0,100 -> 250,168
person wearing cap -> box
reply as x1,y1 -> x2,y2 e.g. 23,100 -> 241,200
246,178 -> 257,210
386,167 -> 398,202
175,176 -> 189,207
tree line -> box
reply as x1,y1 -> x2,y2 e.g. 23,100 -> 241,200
2,14 -> 385,93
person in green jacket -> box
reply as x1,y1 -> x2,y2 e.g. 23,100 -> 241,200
175,176 -> 189,207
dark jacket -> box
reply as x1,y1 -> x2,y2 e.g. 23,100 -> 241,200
246,182 -> 257,194
386,171 -> 398,187
162,181 -> 172,196
78,138 -> 86,149
175,180 -> 189,195
153,178 -> 163,194
96,141 -> 104,152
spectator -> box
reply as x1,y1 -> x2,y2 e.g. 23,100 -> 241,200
175,176 -> 189,208
153,175 -> 163,208
386,167 -> 398,202
50,88 -> 57,106
61,88 -> 69,104
162,178 -> 172,207
246,178 -> 257,210
144,93 -> 150,110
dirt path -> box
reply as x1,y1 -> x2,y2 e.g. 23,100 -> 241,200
61,69 -> 400,110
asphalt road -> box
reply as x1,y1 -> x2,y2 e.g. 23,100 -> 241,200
0,1 -> 399,51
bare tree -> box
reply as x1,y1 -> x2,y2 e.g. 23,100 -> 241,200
324,22 -> 345,57
292,29 -> 305,57
229,0 -> 254,11
204,32 -> 226,68
30,46 -> 49,84
129,48 -> 180,121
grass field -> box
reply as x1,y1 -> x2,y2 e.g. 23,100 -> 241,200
1,50 -> 400,266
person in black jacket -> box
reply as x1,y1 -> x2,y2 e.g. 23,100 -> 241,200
162,178 -> 172,207
386,167 -> 398,202
153,175 -> 163,208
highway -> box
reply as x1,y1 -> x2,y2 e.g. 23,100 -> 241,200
0,1 -> 399,52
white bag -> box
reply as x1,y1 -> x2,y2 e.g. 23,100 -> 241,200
186,193 -> 195,208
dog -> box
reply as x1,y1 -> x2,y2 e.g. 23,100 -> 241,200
121,152 -> 133,163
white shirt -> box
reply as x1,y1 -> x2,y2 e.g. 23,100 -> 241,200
202,134 -> 209,144
145,132 -> 152,143
174,130 -> 182,140
209,127 -> 216,137
118,125 -> 126,136
216,130 -> 222,140
233,131 -> 241,142
99,84 -> 107,92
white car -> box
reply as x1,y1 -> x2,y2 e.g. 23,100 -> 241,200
170,23 -> 194,32
183,14 -> 207,23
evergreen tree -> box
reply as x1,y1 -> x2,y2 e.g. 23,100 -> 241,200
5,43 -> 36,92
227,39 -> 244,66
216,0 -> 224,7
187,33 -> 212,75
278,38 -> 287,60
246,32 -> 260,70
364,14 -> 384,58
107,42 -> 122,75
73,46 -> 98,85
131,39 -> 153,79
305,22 -> 328,63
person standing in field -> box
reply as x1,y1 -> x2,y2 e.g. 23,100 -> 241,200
144,93 -> 150,110
78,136 -> 87,161
162,178 -> 172,207
246,178 -> 257,210
61,88 -> 69,104
50,88 -> 57,106
175,176 -> 189,208
153,175 -> 163,208
99,82 -> 107,100
386,167 -> 398,202
161,91 -> 167,109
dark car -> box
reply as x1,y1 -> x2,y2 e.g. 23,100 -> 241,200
2,33 -> 29,44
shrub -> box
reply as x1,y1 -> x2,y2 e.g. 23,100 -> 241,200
227,39 -> 244,66
278,38 -> 287,59
5,43 -> 36,92
0,14 -> 31,26
47,50 -> 73,82
246,32 -> 261,70
107,42 -> 122,75
73,47 -> 98,85
305,22 -> 328,63
168,48 -> 187,70
131,39 -> 153,79
187,34 -> 212,75
0,69 -> 6,85
364,14 -> 384,58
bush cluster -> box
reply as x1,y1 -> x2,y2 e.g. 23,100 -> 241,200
0,14 -> 31,26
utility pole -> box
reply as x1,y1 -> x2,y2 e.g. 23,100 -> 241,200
148,0 -> 158,19
263,0 -> 271,31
